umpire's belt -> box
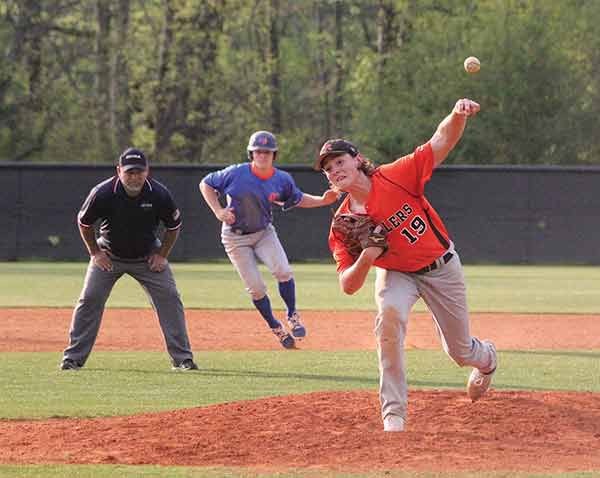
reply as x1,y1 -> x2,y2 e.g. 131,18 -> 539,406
413,252 -> 454,275
106,251 -> 148,263
233,228 -> 261,235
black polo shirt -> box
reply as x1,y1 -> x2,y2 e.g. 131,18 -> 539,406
78,176 -> 182,259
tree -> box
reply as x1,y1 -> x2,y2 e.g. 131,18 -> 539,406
112,0 -> 132,151
151,0 -> 225,162
315,1 -> 331,138
95,0 -> 114,160
268,0 -> 281,131
154,0 -> 177,161
332,0 -> 344,134
0,0 -> 51,160
0,0 -> 598,166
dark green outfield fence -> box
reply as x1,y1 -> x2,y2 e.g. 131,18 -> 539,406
2,163 -> 600,264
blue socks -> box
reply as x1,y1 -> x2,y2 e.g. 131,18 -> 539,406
252,295 -> 279,328
278,278 -> 296,317
253,278 -> 297,328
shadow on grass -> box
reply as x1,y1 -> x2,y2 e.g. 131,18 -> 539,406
60,367 -> 582,395
84,367 -> 499,391
89,366 -> 380,385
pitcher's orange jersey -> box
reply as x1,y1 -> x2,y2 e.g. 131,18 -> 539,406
329,142 -> 451,273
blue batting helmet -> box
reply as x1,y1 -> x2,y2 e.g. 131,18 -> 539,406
247,131 -> 278,160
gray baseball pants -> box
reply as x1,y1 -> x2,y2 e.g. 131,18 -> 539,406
62,258 -> 194,367
221,224 -> 293,301
374,250 -> 495,422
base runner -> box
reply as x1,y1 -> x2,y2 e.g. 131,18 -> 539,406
315,99 -> 497,432
200,131 -> 339,349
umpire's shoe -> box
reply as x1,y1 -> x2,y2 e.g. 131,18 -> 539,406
467,340 -> 497,402
287,311 -> 306,339
60,358 -> 81,371
271,322 -> 295,349
172,359 -> 199,371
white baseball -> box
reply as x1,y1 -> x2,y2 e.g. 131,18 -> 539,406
464,56 -> 480,74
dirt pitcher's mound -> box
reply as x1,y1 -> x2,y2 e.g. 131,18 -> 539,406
2,390 -> 600,472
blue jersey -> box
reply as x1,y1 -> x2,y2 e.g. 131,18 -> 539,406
202,163 -> 303,234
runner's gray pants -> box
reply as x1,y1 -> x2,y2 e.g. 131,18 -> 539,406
221,224 -> 293,300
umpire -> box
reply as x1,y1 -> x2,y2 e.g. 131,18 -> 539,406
60,147 -> 198,371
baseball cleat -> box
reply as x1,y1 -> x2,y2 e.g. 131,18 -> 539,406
467,340 -> 497,402
172,359 -> 199,371
383,414 -> 405,432
59,358 -> 81,371
287,311 -> 306,339
271,323 -> 296,349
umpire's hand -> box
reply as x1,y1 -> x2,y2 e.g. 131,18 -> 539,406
92,250 -> 113,271
148,253 -> 168,273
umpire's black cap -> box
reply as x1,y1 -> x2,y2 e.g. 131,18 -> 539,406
119,148 -> 148,171
314,139 -> 359,171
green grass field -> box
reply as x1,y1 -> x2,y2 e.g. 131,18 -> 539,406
1,469 -> 598,478
2,262 -> 600,313
2,350 -> 599,420
2,468 -> 598,478
1,262 -> 599,478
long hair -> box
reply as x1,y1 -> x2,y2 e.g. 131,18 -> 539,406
358,154 -> 377,176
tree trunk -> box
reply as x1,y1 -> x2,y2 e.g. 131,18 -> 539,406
154,0 -> 177,162
3,0 -> 49,161
399,0 -> 416,47
376,0 -> 398,80
315,1 -> 331,139
112,0 -> 132,151
24,0 -> 42,104
333,0 -> 344,134
95,0 -> 113,161
269,0 -> 281,132
181,3 -> 224,162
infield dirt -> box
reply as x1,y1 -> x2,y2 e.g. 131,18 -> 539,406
1,309 -> 600,472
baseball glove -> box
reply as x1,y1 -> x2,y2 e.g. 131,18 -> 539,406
331,213 -> 388,258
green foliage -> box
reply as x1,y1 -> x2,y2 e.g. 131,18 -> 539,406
0,1 -> 599,164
